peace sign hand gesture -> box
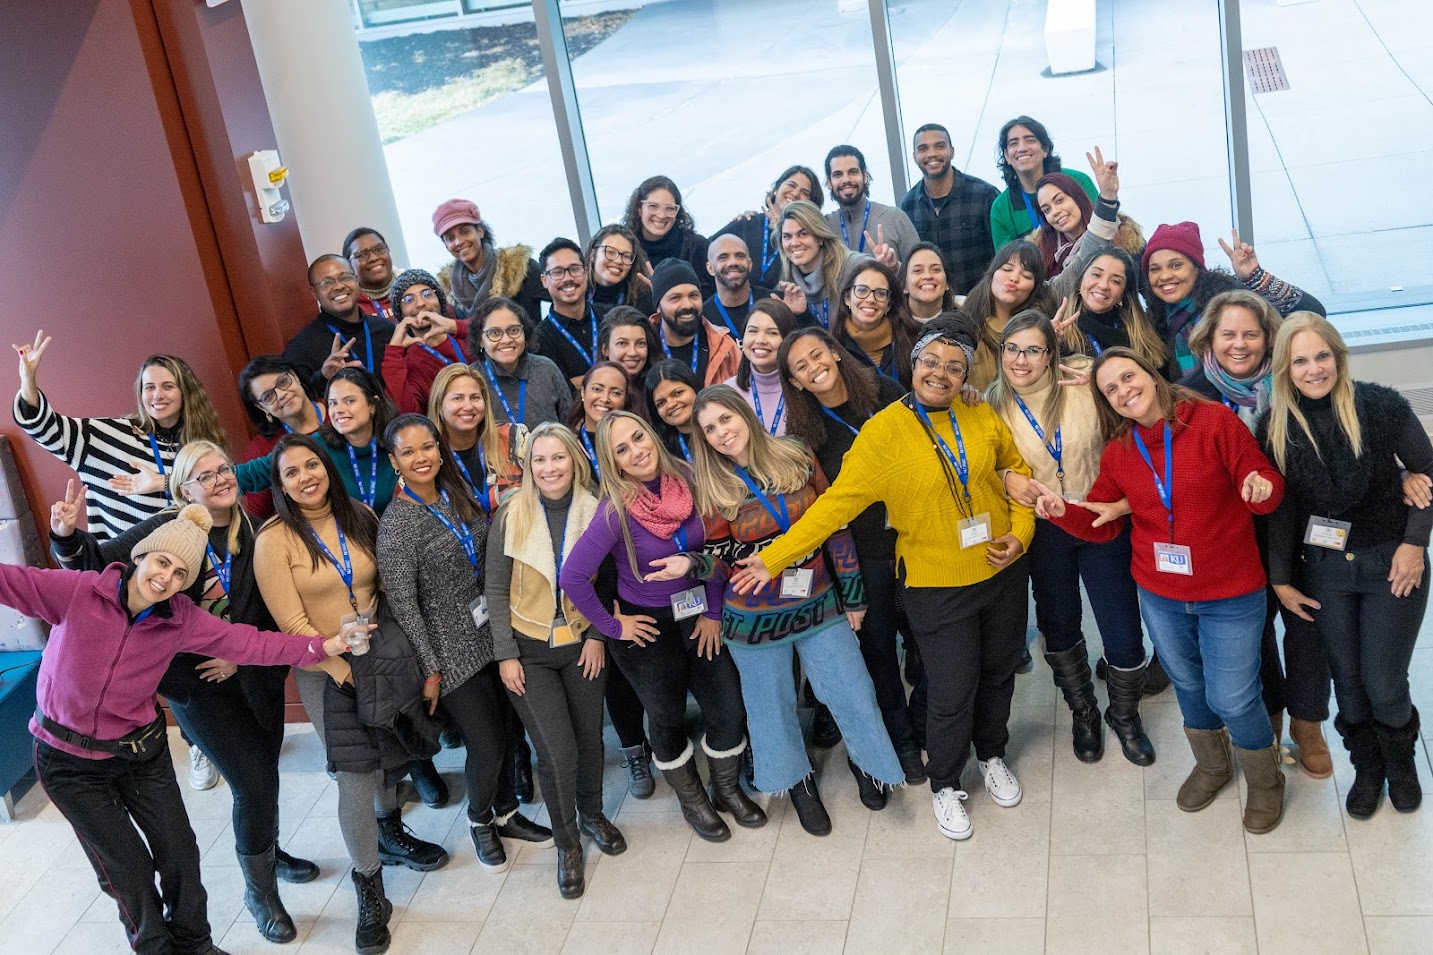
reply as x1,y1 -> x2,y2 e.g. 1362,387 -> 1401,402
1218,229 -> 1260,281
50,479 -> 85,536
12,330 -> 52,405
864,224 -> 899,270
1087,146 -> 1119,201
1051,296 -> 1081,337
321,333 -> 363,379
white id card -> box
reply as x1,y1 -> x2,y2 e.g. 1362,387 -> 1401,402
670,587 -> 707,620
1153,542 -> 1193,576
1304,516 -> 1351,551
469,596 -> 490,628
780,568 -> 814,599
958,513 -> 992,549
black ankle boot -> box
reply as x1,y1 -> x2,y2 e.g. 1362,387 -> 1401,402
408,759 -> 449,808
707,745 -> 767,828
579,811 -> 627,855
274,845 -> 319,884
377,811 -> 450,871
237,845 -> 296,943
849,758 -> 888,811
351,868 -> 393,955
513,737 -> 535,803
468,814 -> 509,871
557,845 -> 585,899
1374,707 -> 1422,813
1336,716 -> 1385,819
660,751 -> 730,842
1104,660 -> 1157,766
810,702 -> 842,748
788,773 -> 832,835
1044,639 -> 1104,763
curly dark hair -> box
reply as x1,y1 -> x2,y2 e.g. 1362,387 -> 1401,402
622,175 -> 696,238
995,116 -> 1064,212
777,327 -> 880,454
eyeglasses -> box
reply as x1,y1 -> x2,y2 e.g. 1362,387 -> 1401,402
916,354 -> 967,378
851,284 -> 891,304
1002,343 -> 1051,360
641,201 -> 680,217
255,372 -> 296,408
313,273 -> 357,292
184,464 -> 235,491
350,243 -> 388,263
598,244 -> 635,265
483,325 -> 526,342
543,264 -> 587,281
400,288 -> 438,307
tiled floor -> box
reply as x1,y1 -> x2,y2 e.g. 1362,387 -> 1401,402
3,610 -> 1432,954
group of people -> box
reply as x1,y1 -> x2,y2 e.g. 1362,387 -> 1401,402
3,114 -> 1429,955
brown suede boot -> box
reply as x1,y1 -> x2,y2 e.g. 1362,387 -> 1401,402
1178,728 -> 1234,812
1235,743 -> 1286,834
1289,718 -> 1333,779
1269,709 -> 1284,746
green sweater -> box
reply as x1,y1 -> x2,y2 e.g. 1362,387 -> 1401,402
990,167 -> 1098,248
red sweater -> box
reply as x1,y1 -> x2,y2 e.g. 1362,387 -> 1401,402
381,320 -> 472,414
1050,399 -> 1282,602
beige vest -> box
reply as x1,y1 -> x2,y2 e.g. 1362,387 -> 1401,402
505,488 -> 598,640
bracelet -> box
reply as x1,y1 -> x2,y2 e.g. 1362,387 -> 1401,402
425,675 -> 442,685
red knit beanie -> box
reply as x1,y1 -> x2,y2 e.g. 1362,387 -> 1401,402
1141,221 -> 1205,274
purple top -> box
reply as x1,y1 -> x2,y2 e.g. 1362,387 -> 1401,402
560,499 -> 723,639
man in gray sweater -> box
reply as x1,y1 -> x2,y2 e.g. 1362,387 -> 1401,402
824,144 -> 921,267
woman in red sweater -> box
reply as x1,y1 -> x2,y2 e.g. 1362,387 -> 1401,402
1033,346 -> 1288,834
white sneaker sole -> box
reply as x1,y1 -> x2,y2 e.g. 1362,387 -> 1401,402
987,787 -> 1022,808
937,817 -> 973,841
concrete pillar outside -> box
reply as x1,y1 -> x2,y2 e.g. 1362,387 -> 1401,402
239,0 -> 408,266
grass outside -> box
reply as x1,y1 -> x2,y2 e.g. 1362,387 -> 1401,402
363,11 -> 637,143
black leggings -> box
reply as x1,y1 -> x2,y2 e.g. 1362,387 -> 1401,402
444,663 -> 520,821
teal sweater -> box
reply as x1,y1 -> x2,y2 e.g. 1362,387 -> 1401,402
990,167 -> 1098,248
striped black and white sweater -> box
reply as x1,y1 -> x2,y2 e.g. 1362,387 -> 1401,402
13,390 -> 177,540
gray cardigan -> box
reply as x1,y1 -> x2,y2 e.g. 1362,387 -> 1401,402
376,491 -> 492,695
477,353 -> 573,430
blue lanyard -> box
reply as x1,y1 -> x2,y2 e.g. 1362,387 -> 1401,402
1221,396 -> 1240,412
146,433 -> 172,503
751,386 -> 785,436
821,405 -> 859,436
545,309 -> 598,366
326,321 -> 374,373
579,426 -> 600,481
453,446 -> 490,514
121,577 -> 156,625
712,291 -> 752,339
205,543 -> 232,595
554,521 -> 567,585
1088,336 -> 1103,356
281,402 -> 324,435
1021,191 -> 1039,231
404,487 -> 479,571
346,439 -> 378,507
1131,422 -> 1175,538
672,525 -> 689,555
313,525 -> 358,612
914,403 -> 971,502
1013,394 -> 1063,476
839,199 -> 871,252
816,300 -> 829,329
677,433 -> 692,462
659,327 -> 700,375
483,359 -> 526,424
415,338 -> 461,367
760,219 -> 778,274
734,465 -> 791,530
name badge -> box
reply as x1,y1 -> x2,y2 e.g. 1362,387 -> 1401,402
958,513 -> 992,549
780,568 -> 814,599
670,587 -> 706,621
469,596 -> 489,628
1154,542 -> 1193,576
1304,516 -> 1351,551
549,621 -> 579,648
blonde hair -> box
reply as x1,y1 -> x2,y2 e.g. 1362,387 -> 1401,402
130,355 -> 227,446
593,410 -> 693,577
427,364 -> 515,483
1186,289 -> 1281,360
778,200 -> 848,303
1266,312 -> 1361,471
503,422 -> 594,547
689,386 -> 812,519
169,440 -> 244,557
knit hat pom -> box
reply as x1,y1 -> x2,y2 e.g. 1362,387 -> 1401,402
130,504 -> 213,580
178,503 -> 214,534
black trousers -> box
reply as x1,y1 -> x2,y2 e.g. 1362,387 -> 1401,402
444,663 -> 521,821
34,740 -> 213,954
604,662 -> 648,749
853,555 -> 919,754
1258,585 -> 1331,722
901,562 -> 1030,792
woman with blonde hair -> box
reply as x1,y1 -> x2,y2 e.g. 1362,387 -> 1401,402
1260,313 -> 1431,818
427,362 -> 525,513
777,199 -> 854,330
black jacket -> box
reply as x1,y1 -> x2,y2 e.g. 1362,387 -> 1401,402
283,309 -> 397,390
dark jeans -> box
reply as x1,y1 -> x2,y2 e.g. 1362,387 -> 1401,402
1304,541 -> 1429,727
604,661 -> 648,749
1029,520 -> 1145,668
505,637 -> 608,848
901,562 -> 1031,792
608,599 -> 747,763
34,740 -> 212,954
168,666 -> 287,856
853,555 -> 918,753
444,664 -> 520,821
1258,585 -> 1331,722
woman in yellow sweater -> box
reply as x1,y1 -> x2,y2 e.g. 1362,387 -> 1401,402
733,316 -> 1035,843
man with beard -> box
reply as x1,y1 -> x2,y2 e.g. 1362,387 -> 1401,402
535,237 -> 606,384
702,235 -> 775,338
282,254 -> 396,388
344,226 -> 399,323
898,124 -> 999,297
650,259 -> 740,387
824,144 -> 920,266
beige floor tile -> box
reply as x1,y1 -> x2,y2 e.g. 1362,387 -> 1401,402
561,920 -> 661,954
1248,852 -> 1367,953
1146,846 -> 1251,918
950,800 -> 1051,919
1148,916 -> 1257,953
1049,789 -> 1146,855
220,916 -> 317,954
1046,854 -> 1146,921
942,917 -> 1045,953
1045,915 -> 1149,954
52,920 -> 135,955
1364,916 -> 1433,954
1144,797 -> 1246,853
0,863 -> 103,954
652,861 -> 766,953
574,812 -> 690,923
846,856 -> 952,954
476,863 -> 584,952
1242,772 -> 1346,853
1051,740 -> 1145,803
402,855 -> 507,922
683,796 -> 784,863
0,817 -> 78,920
756,783 -> 870,921
747,919 -> 848,954
863,784 -> 956,860
1345,795 -> 1433,915
384,919 -> 483,954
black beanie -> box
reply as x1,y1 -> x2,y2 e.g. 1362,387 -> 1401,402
650,259 -> 702,306
389,268 -> 451,319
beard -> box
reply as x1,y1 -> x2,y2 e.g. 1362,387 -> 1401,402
662,307 -> 702,338
837,182 -> 869,208
716,266 -> 750,292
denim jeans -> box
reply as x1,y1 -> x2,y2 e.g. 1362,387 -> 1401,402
1137,585 -> 1272,750
1029,520 -> 1145,668
728,620 -> 905,792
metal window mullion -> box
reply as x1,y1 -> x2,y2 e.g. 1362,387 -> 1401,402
1218,0 -> 1255,243
867,0 -> 908,202
533,0 -> 600,245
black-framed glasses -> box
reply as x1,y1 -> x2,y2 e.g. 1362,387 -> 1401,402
483,325 -> 526,342
851,284 -> 892,304
916,354 -> 967,378
184,464 -> 235,490
1002,343 -> 1051,360
255,372 -> 296,408
350,243 -> 388,263
543,264 -> 587,281
598,244 -> 635,264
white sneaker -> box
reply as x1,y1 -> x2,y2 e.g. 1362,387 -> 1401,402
932,787 -> 972,840
978,757 -> 1022,807
188,744 -> 219,791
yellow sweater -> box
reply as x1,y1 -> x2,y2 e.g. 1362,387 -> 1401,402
760,397 -> 1035,588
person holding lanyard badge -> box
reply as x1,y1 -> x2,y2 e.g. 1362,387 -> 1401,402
1031,346 -> 1288,835
467,297 -> 573,429
427,363 -> 526,515
322,368 -> 399,515
732,317 -> 1034,843
678,386 -> 904,835
722,298 -> 802,438
560,410 -> 763,843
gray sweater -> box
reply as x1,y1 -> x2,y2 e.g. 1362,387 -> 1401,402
477,354 -> 573,430
827,198 -> 921,265
376,491 -> 492,695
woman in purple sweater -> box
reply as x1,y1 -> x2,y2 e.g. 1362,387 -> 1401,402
560,410 -> 764,842
2,503 -> 352,955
